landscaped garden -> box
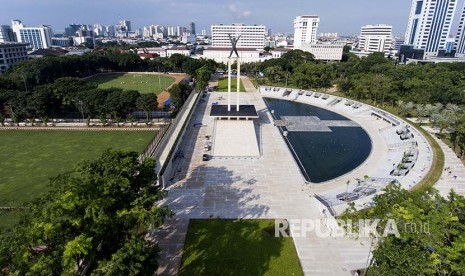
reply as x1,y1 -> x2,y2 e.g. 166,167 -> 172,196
217,77 -> 246,92
179,219 -> 303,276
87,73 -> 176,95
0,130 -> 156,230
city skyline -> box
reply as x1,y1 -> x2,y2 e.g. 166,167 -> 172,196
1,0 -> 412,36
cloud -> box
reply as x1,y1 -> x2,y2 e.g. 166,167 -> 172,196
228,2 -> 252,20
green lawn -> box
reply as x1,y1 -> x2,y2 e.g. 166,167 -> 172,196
0,130 -> 156,230
180,219 -> 303,276
87,73 -> 176,94
217,77 -> 246,92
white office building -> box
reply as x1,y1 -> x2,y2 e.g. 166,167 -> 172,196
358,24 -> 392,55
293,15 -> 319,49
301,43 -> 344,61
11,20 -> 52,50
211,23 -> 266,49
0,43 -> 29,74
405,0 -> 458,58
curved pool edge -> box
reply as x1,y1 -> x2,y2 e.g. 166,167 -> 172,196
263,96 -> 376,186
259,88 -> 434,194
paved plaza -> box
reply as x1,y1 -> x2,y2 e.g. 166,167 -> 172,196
155,79 -> 441,275
212,120 -> 260,157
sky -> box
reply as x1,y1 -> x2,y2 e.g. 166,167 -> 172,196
0,0 -> 412,36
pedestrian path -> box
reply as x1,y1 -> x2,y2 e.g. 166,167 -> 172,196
0,126 -> 160,131
155,80 -> 372,275
423,126 -> 465,197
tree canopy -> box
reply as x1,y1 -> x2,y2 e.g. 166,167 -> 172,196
0,149 -> 171,275
341,185 -> 465,275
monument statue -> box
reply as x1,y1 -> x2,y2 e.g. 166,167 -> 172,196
228,34 -> 241,58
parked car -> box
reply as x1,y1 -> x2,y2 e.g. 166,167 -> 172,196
202,154 -> 209,161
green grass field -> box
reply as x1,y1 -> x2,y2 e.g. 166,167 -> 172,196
217,77 -> 246,92
88,73 -> 176,94
0,130 -> 156,230
180,219 -> 303,276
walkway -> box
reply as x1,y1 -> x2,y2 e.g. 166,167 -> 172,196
423,126 -> 465,197
156,80 -> 371,275
0,126 -> 160,131
153,84 -> 459,275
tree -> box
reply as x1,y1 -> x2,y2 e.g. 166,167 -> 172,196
263,46 -> 273,52
292,63 -> 336,89
264,65 -> 284,84
341,185 -> 465,276
280,50 -> 315,72
195,65 -> 212,91
136,93 -> 158,125
166,54 -> 189,73
415,104 -> 428,125
6,91 -> 29,126
0,150 -> 171,275
77,89 -> 109,127
397,100 -> 415,117
27,84 -> 58,125
104,89 -> 140,127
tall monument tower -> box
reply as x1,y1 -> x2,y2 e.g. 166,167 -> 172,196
227,34 -> 241,112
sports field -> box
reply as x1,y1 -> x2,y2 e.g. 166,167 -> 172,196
0,130 -> 156,230
88,73 -> 176,95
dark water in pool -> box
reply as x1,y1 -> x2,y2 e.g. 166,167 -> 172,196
265,98 -> 372,183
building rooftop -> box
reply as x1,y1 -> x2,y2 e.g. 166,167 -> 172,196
296,15 -> 319,19
0,42 -> 29,47
210,105 -> 259,118
29,48 -> 68,56
204,47 -> 262,52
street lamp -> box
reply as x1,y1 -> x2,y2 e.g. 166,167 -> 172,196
77,100 -> 85,123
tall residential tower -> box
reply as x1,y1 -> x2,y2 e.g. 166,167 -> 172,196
404,0 -> 458,58
454,1 -> 465,56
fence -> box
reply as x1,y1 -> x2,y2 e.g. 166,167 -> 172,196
152,90 -> 201,188
139,118 -> 172,160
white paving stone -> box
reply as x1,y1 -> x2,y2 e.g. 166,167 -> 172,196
157,81 -> 435,276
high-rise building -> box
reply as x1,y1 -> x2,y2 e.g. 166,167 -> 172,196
65,24 -> 84,37
211,23 -> 266,48
0,25 -> 15,43
267,29 -> 272,37
0,43 -> 29,75
11,20 -> 52,50
52,37 -> 73,47
190,22 -> 196,35
358,24 -> 392,55
105,25 -> 115,37
394,37 -> 405,51
118,20 -> 131,32
293,15 -> 319,49
454,2 -> 465,56
167,26 -> 178,37
405,0 -> 458,58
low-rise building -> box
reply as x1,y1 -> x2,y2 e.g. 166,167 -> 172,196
167,46 -> 190,57
202,47 -> 263,63
0,42 -> 29,74
137,47 -> 167,57
301,43 -> 344,61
